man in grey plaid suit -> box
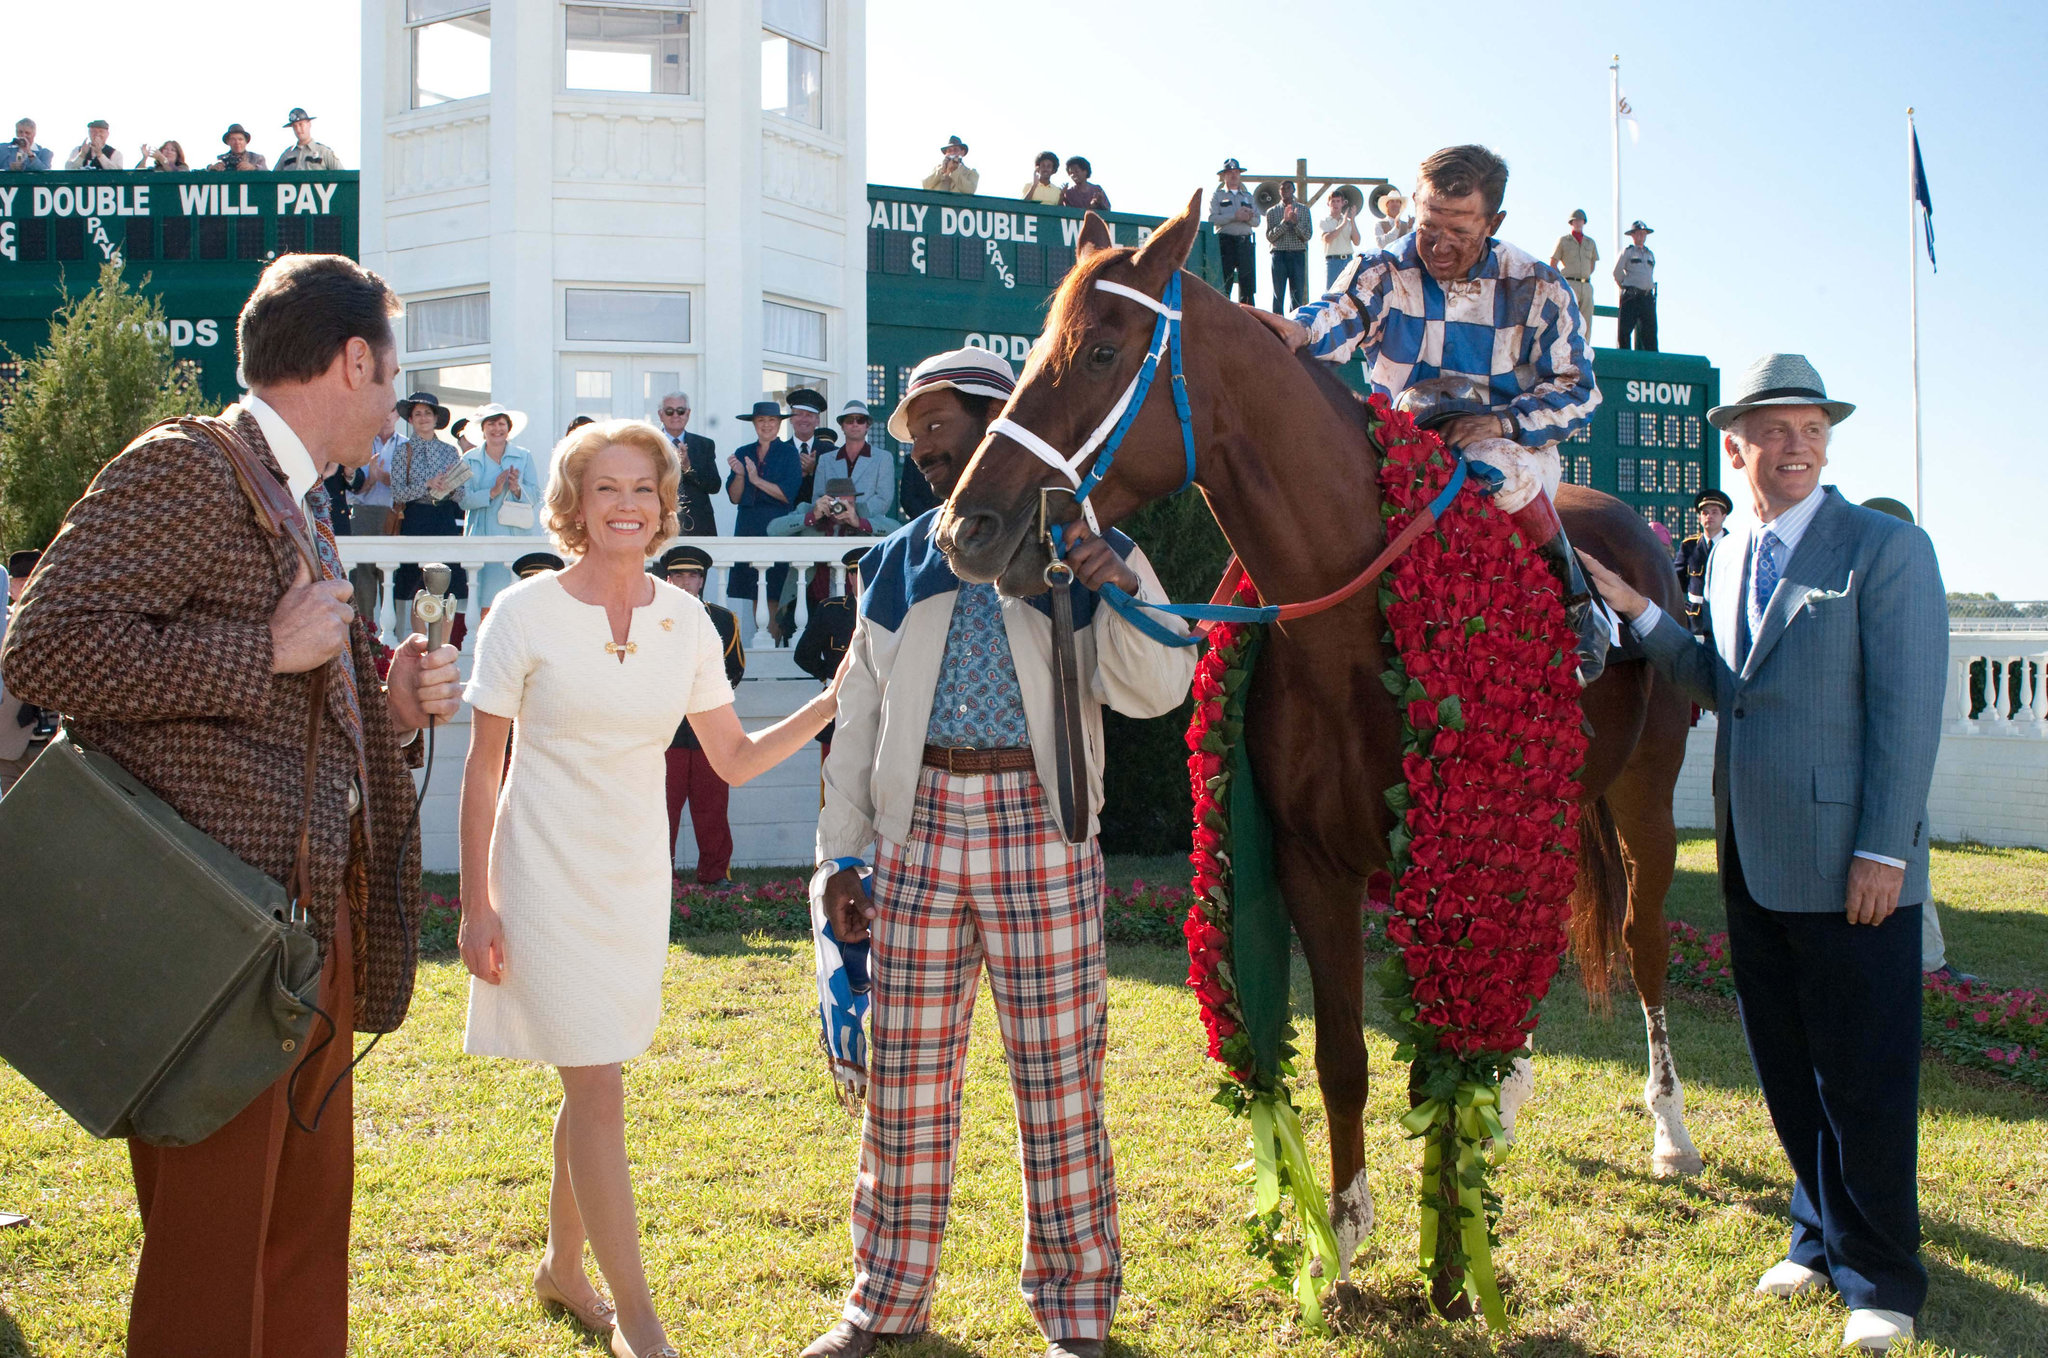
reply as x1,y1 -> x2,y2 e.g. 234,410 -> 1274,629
1580,353 -> 1946,1354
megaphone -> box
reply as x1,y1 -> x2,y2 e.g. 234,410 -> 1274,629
1252,180 -> 1282,213
1330,183 -> 1364,217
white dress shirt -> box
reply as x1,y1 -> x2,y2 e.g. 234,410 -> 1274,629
245,394 -> 321,506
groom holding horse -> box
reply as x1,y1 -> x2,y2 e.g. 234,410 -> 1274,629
1252,143 -> 1609,684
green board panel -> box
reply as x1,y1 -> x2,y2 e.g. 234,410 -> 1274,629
0,171 -> 359,402
1567,347 -> 1721,540
865,184 -> 1220,438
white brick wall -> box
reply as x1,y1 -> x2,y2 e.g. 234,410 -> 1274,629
1669,713 -> 2048,848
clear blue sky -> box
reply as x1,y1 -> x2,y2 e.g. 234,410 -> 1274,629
10,0 -> 2040,592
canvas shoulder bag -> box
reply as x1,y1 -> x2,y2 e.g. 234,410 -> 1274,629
0,415 -> 335,1147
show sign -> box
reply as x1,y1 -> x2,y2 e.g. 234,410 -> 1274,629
0,170 -> 358,401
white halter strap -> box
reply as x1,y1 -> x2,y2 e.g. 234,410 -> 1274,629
984,279 -> 1176,533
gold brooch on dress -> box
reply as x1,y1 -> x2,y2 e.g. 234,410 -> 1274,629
659,617 -> 675,631
605,641 -> 639,658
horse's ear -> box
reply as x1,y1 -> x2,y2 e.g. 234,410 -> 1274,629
1130,190 -> 1203,286
1074,211 -> 1114,262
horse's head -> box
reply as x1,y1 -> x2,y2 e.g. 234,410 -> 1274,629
937,191 -> 1206,596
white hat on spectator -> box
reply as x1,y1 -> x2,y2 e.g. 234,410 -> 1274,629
836,399 -> 872,425
470,402 -> 527,440
887,347 -> 1017,441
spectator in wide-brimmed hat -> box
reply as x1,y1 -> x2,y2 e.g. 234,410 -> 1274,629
208,124 -> 268,172
1208,158 -> 1257,304
819,399 -> 888,523
923,135 -> 979,195
390,391 -> 468,609
1549,208 -> 1599,322
457,403 -> 546,611
64,119 -> 124,171
725,399 -> 804,638
656,543 -> 746,885
276,108 -> 342,172
1614,219 -> 1657,350
1368,182 -> 1412,251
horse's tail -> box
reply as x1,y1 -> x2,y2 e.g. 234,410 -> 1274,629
1568,796 -> 1631,1007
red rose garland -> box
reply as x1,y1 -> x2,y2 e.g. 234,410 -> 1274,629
1184,393 -> 1585,1334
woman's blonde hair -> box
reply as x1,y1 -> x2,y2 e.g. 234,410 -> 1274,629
544,419 -> 681,556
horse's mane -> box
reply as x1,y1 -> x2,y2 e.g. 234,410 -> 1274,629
1037,246 -> 1130,373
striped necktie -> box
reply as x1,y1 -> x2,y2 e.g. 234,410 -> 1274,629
1748,527 -> 1782,643
302,491 -> 370,790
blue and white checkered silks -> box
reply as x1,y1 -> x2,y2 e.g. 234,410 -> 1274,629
1294,234 -> 1601,449
811,856 -> 874,1110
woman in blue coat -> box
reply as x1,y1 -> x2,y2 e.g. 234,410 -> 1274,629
456,404 -> 549,611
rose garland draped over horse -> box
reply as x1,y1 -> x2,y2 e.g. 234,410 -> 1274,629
937,193 -> 1697,1325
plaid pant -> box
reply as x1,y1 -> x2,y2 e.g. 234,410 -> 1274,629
844,767 -> 1119,1339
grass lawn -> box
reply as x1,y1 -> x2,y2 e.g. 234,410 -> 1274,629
2,835 -> 2043,1356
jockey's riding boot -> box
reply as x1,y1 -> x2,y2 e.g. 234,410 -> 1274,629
1508,495 -> 1609,686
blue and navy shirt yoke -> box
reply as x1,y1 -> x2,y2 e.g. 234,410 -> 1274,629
855,509 -> 1136,634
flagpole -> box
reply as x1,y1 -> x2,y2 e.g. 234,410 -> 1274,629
1610,57 -> 1622,260
1908,108 -> 1923,526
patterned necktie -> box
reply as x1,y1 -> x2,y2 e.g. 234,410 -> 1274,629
1748,527 -> 1782,644
302,490 -> 369,787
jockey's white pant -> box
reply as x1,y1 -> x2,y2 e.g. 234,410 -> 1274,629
1464,438 -> 1561,515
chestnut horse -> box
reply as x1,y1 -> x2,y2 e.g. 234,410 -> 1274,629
936,194 -> 1703,1271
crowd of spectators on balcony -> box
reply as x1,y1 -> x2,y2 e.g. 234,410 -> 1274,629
1,109 -> 344,174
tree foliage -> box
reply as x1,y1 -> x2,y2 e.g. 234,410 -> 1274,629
0,263 -> 212,551
1099,486 -> 1233,854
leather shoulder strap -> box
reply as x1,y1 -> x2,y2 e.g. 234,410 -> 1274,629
157,412 -> 329,914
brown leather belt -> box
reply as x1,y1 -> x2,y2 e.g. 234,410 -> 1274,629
922,744 -> 1036,775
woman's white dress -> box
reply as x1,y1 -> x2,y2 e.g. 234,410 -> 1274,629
460,572 -> 736,1066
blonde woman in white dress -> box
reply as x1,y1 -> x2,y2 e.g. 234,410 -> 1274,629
457,419 -> 843,1358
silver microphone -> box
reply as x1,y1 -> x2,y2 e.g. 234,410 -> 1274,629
411,563 -> 455,652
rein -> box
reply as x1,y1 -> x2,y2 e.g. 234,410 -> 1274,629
989,269 -> 1470,647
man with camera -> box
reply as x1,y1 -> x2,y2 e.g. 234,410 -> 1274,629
208,123 -> 269,172
2,119 -> 51,172
0,253 -> 461,1356
922,134 -> 979,194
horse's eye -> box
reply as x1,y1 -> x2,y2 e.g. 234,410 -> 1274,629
1090,344 -> 1116,366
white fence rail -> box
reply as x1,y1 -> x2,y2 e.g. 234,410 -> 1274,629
336,534 -> 889,652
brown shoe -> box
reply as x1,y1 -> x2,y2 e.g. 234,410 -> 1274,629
800,1321 -> 925,1358
1047,1341 -> 1106,1358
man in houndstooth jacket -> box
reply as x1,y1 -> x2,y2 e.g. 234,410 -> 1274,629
1,254 -> 461,1357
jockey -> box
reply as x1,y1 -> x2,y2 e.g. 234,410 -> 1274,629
1253,143 -> 1608,684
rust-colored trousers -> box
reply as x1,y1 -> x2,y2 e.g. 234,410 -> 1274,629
126,912 -> 358,1358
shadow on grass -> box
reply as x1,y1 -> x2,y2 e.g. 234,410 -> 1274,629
0,1306 -> 37,1358
1922,1247 -> 2048,1358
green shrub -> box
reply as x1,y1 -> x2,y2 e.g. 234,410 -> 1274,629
0,263 -> 211,551
1100,487 -> 1232,855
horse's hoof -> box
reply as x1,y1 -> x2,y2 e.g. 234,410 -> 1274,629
1330,1169 -> 1376,1278
1652,1147 -> 1704,1178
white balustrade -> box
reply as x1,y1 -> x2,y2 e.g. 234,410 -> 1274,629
1940,643 -> 2048,737
335,536 -> 885,659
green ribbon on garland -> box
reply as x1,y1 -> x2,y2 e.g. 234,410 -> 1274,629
1246,1092 -> 1343,1330
1398,1082 -> 1511,1331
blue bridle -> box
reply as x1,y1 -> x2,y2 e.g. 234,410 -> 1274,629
988,272 -> 1282,647
987,270 -> 1471,646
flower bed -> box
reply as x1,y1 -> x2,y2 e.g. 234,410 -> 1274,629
1666,918 -> 2047,1092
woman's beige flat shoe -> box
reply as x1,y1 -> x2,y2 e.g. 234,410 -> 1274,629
611,1329 -> 680,1358
534,1261 -> 617,1332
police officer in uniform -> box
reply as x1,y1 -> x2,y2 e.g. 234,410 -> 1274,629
1675,487 -> 1732,635
794,545 -> 865,760
658,545 -> 746,884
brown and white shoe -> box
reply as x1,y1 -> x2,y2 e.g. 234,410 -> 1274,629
1046,1340 -> 1106,1358
799,1321 -> 925,1357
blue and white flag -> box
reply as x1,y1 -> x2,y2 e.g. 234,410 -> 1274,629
1912,126 -> 1937,273
809,857 -> 873,1110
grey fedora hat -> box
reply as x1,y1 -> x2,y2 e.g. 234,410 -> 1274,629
1706,353 -> 1855,430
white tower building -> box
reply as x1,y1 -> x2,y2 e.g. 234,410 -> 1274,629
360,0 -> 867,533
